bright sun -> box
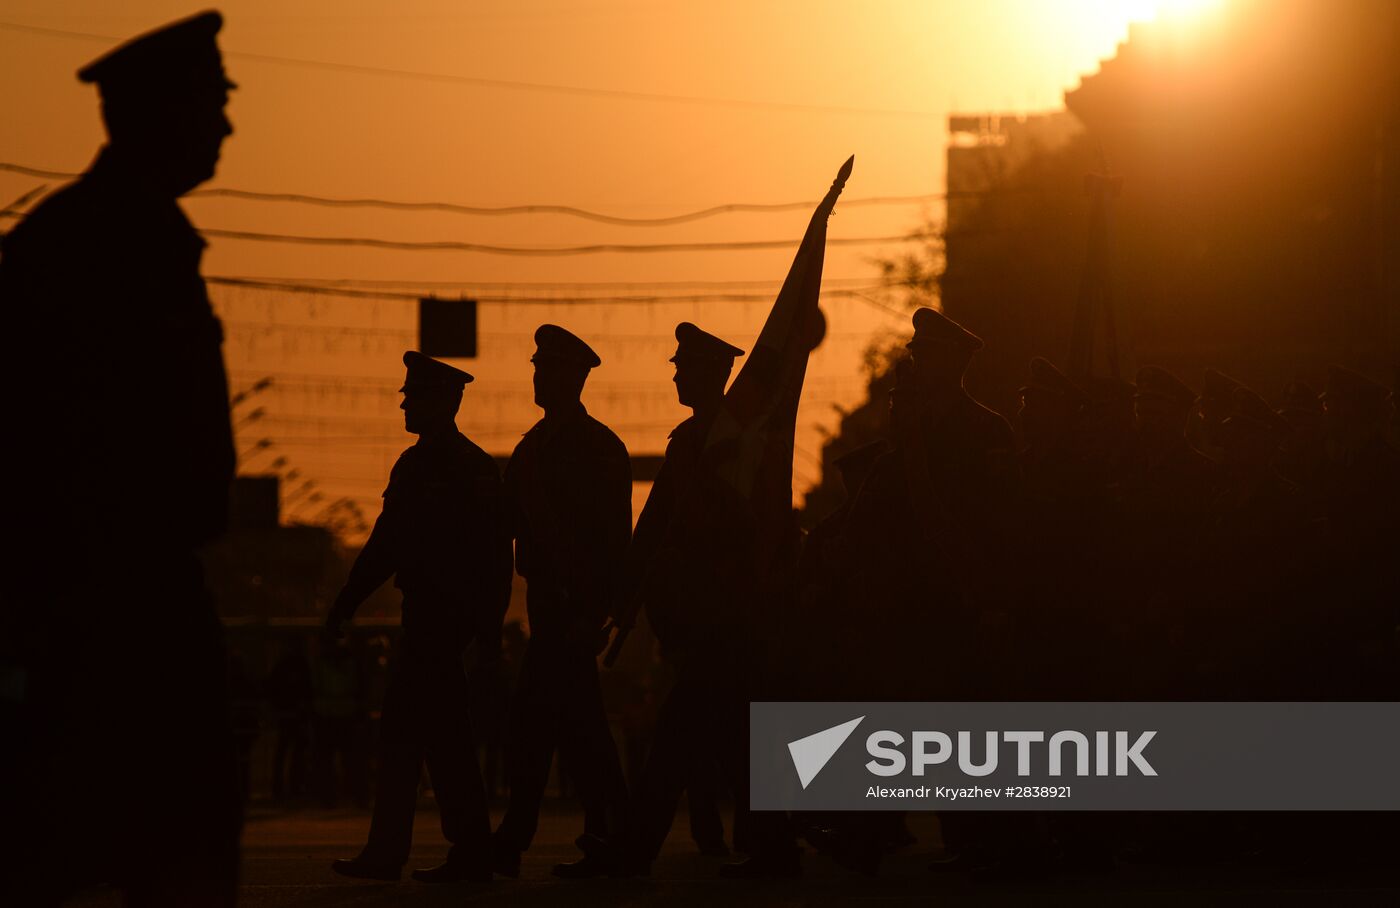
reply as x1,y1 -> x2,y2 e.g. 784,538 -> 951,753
1141,0 -> 1224,22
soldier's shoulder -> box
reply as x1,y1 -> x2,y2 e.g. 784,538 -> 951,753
2,182 -> 99,251
963,394 -> 1016,445
449,431 -> 500,475
666,415 -> 701,446
581,414 -> 628,456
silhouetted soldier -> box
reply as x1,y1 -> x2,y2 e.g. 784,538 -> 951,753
1121,366 -> 1217,697
1316,366 -> 1399,700
875,308 -> 1016,700
324,352 -> 512,883
793,439 -> 888,698
615,323 -> 800,878
0,12 -> 239,906
1275,380 -> 1328,501
1009,357 -> 1102,699
1201,385 -> 1310,699
491,326 -> 632,879
832,312 -> 1026,877
1187,368 -> 1244,464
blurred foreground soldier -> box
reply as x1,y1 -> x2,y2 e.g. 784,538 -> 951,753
324,352 -> 512,883
492,326 -> 632,879
0,12 -> 240,906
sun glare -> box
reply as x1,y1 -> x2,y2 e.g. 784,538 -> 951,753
1144,0 -> 1224,22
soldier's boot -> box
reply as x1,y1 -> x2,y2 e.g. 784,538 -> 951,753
696,838 -> 731,857
551,855 -> 613,879
412,847 -> 492,884
489,845 -> 521,880
565,832 -> 628,878
331,853 -> 401,882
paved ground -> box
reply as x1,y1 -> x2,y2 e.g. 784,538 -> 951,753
63,803 -> 1398,906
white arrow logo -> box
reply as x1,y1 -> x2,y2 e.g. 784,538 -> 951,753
787,716 -> 865,789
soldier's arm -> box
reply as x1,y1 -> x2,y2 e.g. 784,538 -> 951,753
601,437 -> 635,592
327,504 -> 399,629
615,452 -> 677,625
473,460 -> 515,662
567,435 -> 633,630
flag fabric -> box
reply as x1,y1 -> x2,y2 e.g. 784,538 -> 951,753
701,155 -> 853,571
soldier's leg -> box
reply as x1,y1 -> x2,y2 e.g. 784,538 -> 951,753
555,644 -> 629,845
123,558 -> 242,907
713,683 -> 796,863
494,642 -> 559,853
421,645 -> 491,866
627,673 -> 705,864
687,759 -> 727,853
364,645 -> 430,866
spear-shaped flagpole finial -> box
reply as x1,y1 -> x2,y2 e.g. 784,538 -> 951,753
817,154 -> 855,220
834,154 -> 855,190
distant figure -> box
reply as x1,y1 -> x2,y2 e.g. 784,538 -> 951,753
266,638 -> 313,803
491,325 -> 632,879
310,635 -> 368,807
0,12 -> 240,906
323,352 -> 512,884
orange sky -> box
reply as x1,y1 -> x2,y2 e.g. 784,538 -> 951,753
0,0 -> 1164,536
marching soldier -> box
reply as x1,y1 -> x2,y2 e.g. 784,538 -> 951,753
612,323 -> 800,878
1316,367 -> 1399,701
325,352 -> 512,883
0,12 -> 240,906
1201,384 -> 1310,699
1275,380 -> 1328,499
832,312 -> 1029,877
491,326 -> 632,879
1121,366 -> 1218,697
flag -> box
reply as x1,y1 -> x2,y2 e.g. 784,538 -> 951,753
701,155 -> 853,570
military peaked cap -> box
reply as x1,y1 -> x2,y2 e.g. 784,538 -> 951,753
1021,356 -> 1087,405
1226,386 -> 1291,436
671,322 -> 744,363
78,10 -> 235,96
1324,365 -> 1389,411
1135,365 -> 1197,407
1278,380 -> 1323,416
401,351 -> 473,391
532,324 -> 601,369
908,307 -> 983,352
1201,368 -> 1244,401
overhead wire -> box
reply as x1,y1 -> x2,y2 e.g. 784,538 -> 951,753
0,161 -> 960,226
196,226 -> 935,256
0,21 -> 944,121
207,274 -> 924,303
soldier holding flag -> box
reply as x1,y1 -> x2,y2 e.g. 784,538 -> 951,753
608,157 -> 854,879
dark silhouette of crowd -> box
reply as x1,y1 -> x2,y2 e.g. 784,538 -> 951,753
788,310 -> 1399,877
